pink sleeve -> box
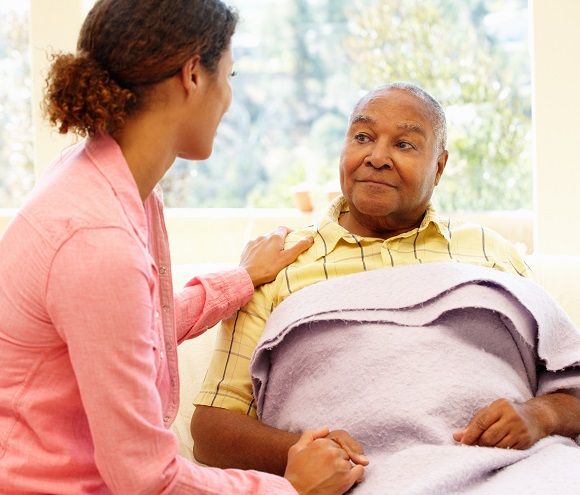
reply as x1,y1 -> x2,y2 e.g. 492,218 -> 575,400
174,268 -> 254,343
46,228 -> 294,495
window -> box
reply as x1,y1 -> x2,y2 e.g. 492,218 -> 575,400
0,0 -> 34,208
161,0 -> 532,212
0,0 -> 531,213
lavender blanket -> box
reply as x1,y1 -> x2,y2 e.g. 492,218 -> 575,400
250,263 -> 580,494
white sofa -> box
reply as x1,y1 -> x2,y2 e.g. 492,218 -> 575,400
170,254 -> 580,462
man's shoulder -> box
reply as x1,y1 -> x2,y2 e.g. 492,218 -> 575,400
283,224 -> 319,248
446,218 -> 530,273
449,218 -> 511,244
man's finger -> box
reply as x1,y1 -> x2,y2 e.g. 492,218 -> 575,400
460,406 -> 502,445
330,436 -> 369,465
496,433 -> 517,450
345,448 -> 369,466
477,421 -> 509,447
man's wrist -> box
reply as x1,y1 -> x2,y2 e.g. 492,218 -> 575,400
525,395 -> 560,436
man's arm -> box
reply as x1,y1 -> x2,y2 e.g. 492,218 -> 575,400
191,281 -> 300,474
191,234 -> 368,473
454,391 -> 580,449
191,405 -> 299,475
532,391 -> 580,438
191,270 -> 293,474
191,406 -> 368,475
190,290 -> 367,473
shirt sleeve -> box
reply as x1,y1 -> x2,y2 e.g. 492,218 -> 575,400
505,241 -> 533,278
174,268 -> 254,344
46,228 -> 294,495
488,227 -> 533,278
193,280 -> 275,417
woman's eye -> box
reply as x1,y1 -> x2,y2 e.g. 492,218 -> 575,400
354,134 -> 369,143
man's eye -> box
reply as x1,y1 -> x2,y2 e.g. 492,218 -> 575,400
354,134 -> 370,143
229,70 -> 237,78
397,141 -> 414,150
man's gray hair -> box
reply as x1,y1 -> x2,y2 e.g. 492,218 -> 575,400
355,82 -> 448,153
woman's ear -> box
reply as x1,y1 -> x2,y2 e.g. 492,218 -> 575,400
178,55 -> 202,93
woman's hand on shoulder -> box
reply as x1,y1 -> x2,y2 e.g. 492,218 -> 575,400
239,226 -> 313,287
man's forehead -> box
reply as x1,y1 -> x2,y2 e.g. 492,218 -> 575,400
349,89 -> 433,132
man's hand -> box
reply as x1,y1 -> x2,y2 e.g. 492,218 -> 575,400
327,429 -> 369,466
191,406 -> 370,477
453,398 -> 550,449
285,427 -> 365,495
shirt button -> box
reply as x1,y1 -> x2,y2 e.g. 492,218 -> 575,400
155,311 -> 160,319
159,265 -> 167,275
163,415 -> 170,423
159,351 -> 164,360
162,304 -> 169,313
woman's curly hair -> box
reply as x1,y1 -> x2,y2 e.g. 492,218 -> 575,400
44,0 -> 238,137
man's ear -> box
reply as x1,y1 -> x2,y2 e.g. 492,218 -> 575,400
178,55 -> 202,93
434,150 -> 448,186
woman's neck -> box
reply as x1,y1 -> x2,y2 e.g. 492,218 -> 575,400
112,112 -> 178,201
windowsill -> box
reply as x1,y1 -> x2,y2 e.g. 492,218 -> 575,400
164,207 -> 308,219
1,207 -> 533,263
163,208 -> 314,264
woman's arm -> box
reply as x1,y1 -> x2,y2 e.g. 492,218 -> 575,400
46,228 -> 296,494
174,268 -> 254,343
174,227 -> 313,343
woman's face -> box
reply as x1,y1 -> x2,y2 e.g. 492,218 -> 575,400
177,47 -> 234,160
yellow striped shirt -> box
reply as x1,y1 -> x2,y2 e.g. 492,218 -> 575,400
194,196 -> 531,416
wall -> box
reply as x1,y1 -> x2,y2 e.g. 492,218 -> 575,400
29,0 -> 92,178
531,0 -> 580,255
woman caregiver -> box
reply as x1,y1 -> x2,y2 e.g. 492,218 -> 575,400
0,0 -> 364,493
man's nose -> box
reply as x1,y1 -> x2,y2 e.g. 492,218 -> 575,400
366,144 -> 393,169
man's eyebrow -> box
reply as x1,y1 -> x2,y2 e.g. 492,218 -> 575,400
397,122 -> 427,137
350,114 -> 376,126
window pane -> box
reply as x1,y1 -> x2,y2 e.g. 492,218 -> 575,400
0,0 -> 34,208
161,0 -> 531,212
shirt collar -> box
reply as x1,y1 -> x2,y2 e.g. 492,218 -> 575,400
311,195 -> 450,260
85,134 -> 148,246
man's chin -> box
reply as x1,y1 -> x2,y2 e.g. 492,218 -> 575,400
350,198 -> 398,218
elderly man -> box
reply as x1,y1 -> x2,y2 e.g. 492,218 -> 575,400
191,82 -> 576,477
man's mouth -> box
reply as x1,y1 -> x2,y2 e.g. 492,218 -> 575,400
357,179 -> 396,188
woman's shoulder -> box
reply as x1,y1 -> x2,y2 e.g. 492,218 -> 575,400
19,144 -> 141,253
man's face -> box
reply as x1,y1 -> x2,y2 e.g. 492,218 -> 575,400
339,88 -> 447,235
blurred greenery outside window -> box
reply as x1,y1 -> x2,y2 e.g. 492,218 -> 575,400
0,0 -> 34,208
0,0 -> 531,213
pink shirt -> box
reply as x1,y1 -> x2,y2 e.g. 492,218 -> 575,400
0,135 -> 295,494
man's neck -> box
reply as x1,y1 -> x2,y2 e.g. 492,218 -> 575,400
338,210 -> 425,240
